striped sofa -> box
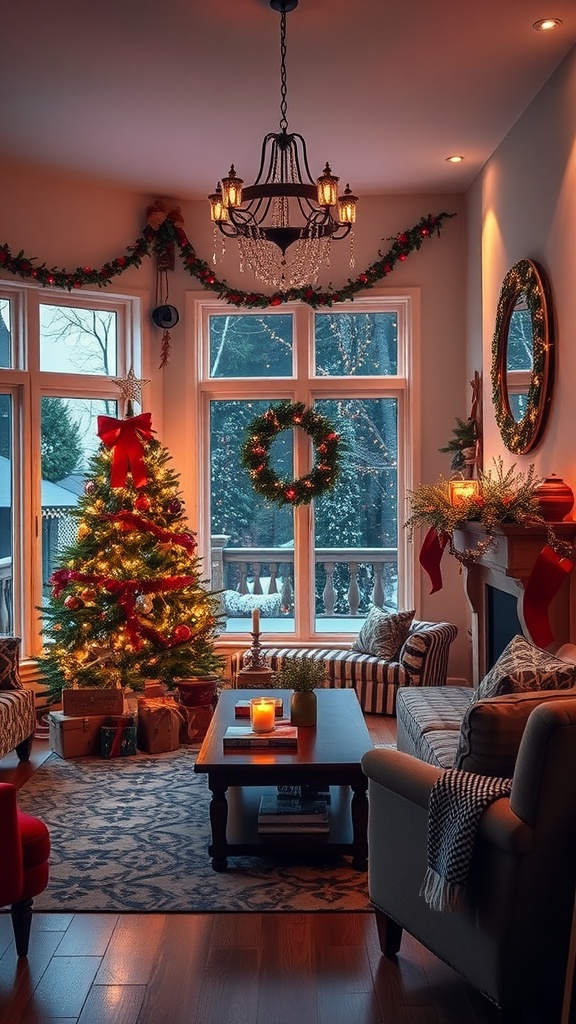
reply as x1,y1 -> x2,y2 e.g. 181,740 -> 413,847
232,620 -> 458,715
0,689 -> 36,762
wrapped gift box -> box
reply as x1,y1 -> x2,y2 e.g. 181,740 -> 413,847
62,686 -> 124,717
49,712 -> 109,759
137,696 -> 184,753
100,715 -> 137,759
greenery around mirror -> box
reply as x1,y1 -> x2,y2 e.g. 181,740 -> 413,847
490,258 -> 555,454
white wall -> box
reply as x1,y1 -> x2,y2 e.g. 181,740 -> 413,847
466,43 -> 576,640
0,163 -> 472,677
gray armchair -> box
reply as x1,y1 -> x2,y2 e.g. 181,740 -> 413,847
361,698 -> 576,1023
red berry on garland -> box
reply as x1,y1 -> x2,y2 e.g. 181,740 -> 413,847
64,595 -> 82,610
174,624 -> 192,642
134,494 -> 151,512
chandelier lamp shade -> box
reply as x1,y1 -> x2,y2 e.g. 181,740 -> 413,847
208,0 -> 358,289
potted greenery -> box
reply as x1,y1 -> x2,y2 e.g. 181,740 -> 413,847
273,657 -> 327,726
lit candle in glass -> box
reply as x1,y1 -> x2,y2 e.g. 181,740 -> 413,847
251,607 -> 260,634
250,697 -> 276,733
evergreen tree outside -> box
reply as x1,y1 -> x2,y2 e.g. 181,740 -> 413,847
37,411 -> 224,704
40,397 -> 83,481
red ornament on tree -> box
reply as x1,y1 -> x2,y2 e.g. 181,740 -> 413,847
64,595 -> 82,610
174,624 -> 192,642
134,494 -> 151,512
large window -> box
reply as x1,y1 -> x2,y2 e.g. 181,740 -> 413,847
198,297 -> 414,640
0,284 -> 140,658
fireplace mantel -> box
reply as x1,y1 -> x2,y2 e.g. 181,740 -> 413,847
453,521 -> 576,686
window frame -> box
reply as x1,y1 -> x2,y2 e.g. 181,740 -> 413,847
0,279 -> 145,662
190,289 -> 420,645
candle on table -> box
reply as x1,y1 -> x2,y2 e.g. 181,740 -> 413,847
251,607 -> 260,634
250,697 -> 276,733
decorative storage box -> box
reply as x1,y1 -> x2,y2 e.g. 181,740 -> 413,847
178,704 -> 214,744
100,715 -> 137,759
62,686 -> 124,717
49,712 -> 109,759
137,696 -> 184,753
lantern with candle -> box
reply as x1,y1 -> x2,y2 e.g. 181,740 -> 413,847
448,477 -> 480,506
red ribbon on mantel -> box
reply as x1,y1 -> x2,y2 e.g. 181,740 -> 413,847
522,544 -> 575,649
419,527 -> 449,594
97,413 -> 154,489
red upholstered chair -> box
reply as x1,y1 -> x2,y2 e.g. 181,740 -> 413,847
0,782 -> 50,956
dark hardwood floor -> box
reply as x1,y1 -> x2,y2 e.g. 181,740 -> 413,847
0,713 -> 504,1024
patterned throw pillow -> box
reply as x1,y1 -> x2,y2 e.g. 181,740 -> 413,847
475,634 -> 576,701
0,636 -> 23,689
351,607 -> 415,660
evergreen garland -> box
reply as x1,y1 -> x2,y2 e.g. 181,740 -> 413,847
0,202 -> 455,309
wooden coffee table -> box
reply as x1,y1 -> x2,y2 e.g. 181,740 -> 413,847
194,687 -> 373,872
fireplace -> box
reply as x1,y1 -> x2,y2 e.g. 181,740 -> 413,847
455,522 -> 576,685
486,585 -> 522,671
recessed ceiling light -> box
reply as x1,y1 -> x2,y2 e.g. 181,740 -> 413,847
445,155 -> 464,164
533,18 -> 563,31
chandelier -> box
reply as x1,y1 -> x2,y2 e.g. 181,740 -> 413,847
208,0 -> 357,290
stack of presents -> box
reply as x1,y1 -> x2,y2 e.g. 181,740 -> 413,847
48,681 -> 215,760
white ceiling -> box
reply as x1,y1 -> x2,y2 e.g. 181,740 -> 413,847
1,0 -> 575,201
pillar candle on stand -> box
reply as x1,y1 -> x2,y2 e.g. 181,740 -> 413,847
250,697 -> 276,733
251,607 -> 260,634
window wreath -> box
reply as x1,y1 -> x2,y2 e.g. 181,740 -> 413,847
241,401 -> 342,506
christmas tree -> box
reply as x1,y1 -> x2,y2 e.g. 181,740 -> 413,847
37,370 -> 224,705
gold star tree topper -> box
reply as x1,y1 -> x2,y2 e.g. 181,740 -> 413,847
112,367 -> 151,415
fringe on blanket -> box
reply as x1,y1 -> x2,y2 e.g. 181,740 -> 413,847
420,866 -> 467,912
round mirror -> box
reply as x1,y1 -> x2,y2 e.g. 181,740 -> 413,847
490,258 -> 555,454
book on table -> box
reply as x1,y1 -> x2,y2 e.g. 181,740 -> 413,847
258,822 -> 330,834
258,793 -> 330,825
234,699 -> 284,718
222,724 -> 298,749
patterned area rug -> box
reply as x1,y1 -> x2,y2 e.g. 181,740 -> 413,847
16,749 -> 371,913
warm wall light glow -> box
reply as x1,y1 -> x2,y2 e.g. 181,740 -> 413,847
532,18 -> 562,30
445,155 -> 464,164
449,479 -> 480,505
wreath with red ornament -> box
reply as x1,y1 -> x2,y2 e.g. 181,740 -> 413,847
241,401 -> 342,506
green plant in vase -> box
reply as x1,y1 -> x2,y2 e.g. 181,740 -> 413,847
273,658 -> 327,727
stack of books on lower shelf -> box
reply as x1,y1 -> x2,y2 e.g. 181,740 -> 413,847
257,791 -> 330,834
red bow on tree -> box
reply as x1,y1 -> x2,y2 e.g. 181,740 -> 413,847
97,413 -> 154,489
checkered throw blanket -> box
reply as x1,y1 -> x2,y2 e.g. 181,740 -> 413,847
420,769 -> 513,912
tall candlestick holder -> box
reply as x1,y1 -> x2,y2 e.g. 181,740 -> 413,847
237,630 -> 274,687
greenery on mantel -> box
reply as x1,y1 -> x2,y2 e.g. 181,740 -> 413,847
405,458 -> 571,566
0,201 -> 456,309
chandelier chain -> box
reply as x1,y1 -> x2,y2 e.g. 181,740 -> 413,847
279,8 -> 288,130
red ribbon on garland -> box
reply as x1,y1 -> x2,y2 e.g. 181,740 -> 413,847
419,527 -> 449,594
521,544 -> 575,649
97,413 -> 154,489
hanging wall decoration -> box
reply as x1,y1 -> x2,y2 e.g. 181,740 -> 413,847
148,200 -> 181,367
240,401 -> 342,506
0,204 -> 455,310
